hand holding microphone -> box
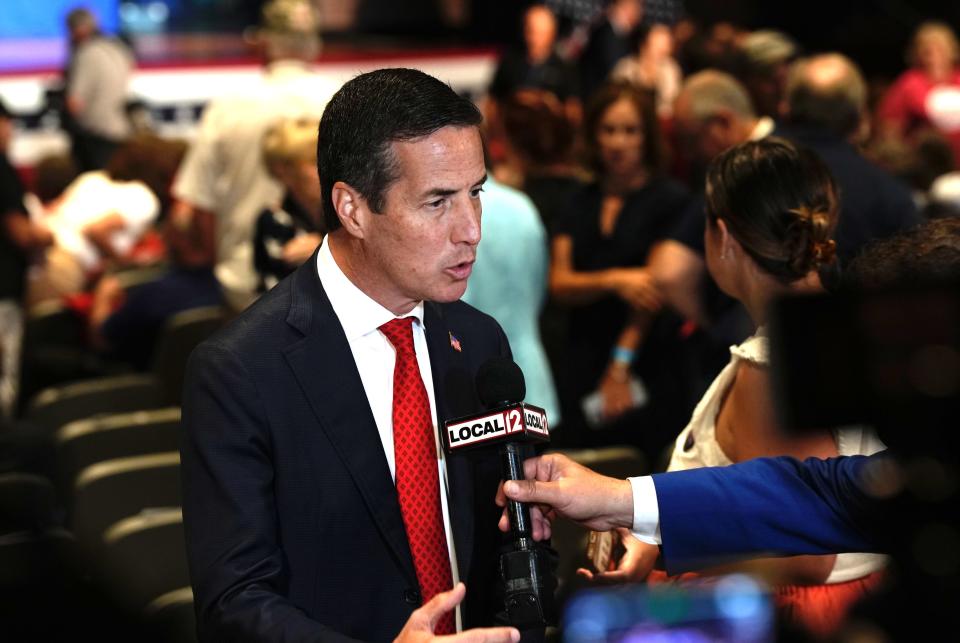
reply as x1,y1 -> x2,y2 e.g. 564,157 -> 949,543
443,357 -> 556,628
495,453 -> 635,537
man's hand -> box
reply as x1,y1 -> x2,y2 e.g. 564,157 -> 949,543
394,583 -> 520,643
496,454 -> 634,539
576,529 -> 659,584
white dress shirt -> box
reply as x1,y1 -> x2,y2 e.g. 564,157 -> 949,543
316,238 -> 462,629
750,116 -> 775,141
629,476 -> 662,545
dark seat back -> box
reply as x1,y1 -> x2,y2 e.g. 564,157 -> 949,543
0,473 -> 59,534
102,508 -> 190,611
27,375 -> 164,434
146,586 -> 198,643
72,452 -> 181,547
152,306 -> 224,405
56,408 -> 181,497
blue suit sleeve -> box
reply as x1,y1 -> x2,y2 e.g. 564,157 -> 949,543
652,455 -> 882,574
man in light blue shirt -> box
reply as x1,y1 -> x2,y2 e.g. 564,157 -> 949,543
464,178 -> 561,425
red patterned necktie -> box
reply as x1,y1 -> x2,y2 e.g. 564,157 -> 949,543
379,317 -> 454,634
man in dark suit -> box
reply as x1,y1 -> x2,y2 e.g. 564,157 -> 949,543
181,68 -> 523,643
578,0 -> 643,102
777,53 -> 921,267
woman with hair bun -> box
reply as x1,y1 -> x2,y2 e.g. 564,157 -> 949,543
586,138 -> 888,637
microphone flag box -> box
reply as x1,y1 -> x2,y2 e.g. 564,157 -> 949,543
444,403 -> 550,452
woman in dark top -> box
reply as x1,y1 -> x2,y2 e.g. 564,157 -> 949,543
550,82 -> 691,455
253,117 -> 324,293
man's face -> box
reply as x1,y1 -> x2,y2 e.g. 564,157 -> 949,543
614,0 -> 643,30
524,7 -> 557,61
916,33 -> 955,78
69,22 -> 94,46
357,126 -> 486,314
674,94 -> 733,163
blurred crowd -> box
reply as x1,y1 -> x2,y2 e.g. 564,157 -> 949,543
4,0 -> 960,453
1,0 -> 960,635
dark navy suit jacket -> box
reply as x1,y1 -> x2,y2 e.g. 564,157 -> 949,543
654,454 -> 883,574
181,254 -> 513,642
774,126 -> 921,266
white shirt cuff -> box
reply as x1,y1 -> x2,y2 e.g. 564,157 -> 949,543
628,475 -> 661,545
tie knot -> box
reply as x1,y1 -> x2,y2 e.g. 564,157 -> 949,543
379,317 -> 417,355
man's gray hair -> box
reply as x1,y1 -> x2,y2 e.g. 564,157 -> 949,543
681,70 -> 757,122
785,53 -> 866,138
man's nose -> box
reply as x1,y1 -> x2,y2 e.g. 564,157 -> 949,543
452,197 -> 481,245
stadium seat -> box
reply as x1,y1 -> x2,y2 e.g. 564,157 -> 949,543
101,508 -> 190,612
152,306 -> 224,405
26,304 -> 224,431
72,452 -> 181,547
56,407 -> 181,497
0,473 -> 59,534
27,374 -> 165,434
146,586 -> 198,643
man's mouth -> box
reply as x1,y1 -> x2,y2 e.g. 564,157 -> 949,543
445,259 -> 475,280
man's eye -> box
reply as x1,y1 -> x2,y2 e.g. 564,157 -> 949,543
470,187 -> 485,198
428,198 -> 447,209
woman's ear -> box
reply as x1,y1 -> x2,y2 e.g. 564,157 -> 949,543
715,217 -> 735,260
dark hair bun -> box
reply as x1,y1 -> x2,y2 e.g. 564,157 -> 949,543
785,206 -> 838,275
705,137 -> 839,284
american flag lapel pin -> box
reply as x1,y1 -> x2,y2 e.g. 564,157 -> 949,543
449,331 -> 462,352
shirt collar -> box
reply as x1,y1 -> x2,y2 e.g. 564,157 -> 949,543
316,236 -> 425,341
750,116 -> 775,141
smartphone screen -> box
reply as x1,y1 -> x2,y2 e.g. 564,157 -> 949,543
586,531 -> 626,573
563,574 -> 773,643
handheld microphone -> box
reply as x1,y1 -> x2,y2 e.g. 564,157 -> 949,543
443,357 -> 557,628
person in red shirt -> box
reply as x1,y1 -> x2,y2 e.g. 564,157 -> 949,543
877,21 -> 960,165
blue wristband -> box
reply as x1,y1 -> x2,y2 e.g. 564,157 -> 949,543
611,346 -> 634,364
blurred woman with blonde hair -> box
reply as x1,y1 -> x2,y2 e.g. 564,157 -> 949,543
253,116 -> 324,292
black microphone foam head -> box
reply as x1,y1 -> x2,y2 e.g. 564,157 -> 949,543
476,357 -> 526,408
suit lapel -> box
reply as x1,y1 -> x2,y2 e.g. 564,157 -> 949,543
424,302 -> 476,578
282,261 -> 417,584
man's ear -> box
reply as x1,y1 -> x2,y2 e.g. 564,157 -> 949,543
330,181 -> 368,239
710,109 -> 736,135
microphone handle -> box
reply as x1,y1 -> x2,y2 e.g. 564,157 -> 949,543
501,441 -> 533,549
